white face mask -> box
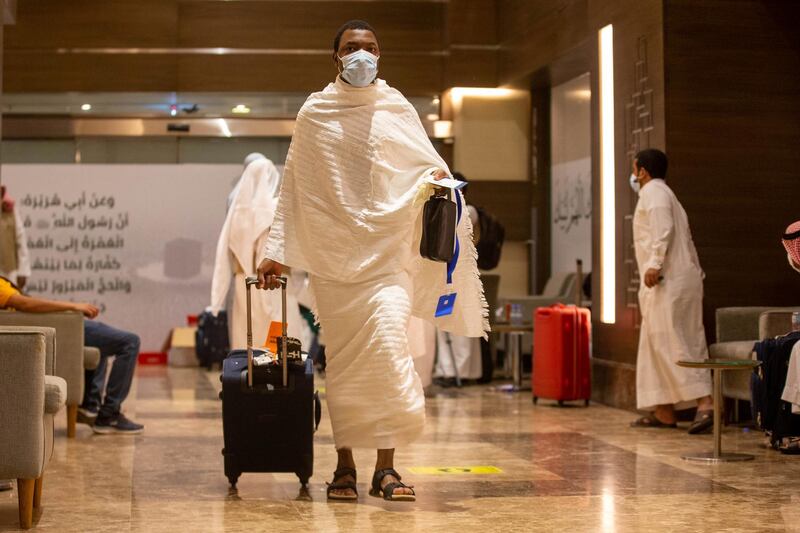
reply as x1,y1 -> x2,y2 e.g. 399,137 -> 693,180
789,253 -> 800,274
629,173 -> 641,194
339,50 -> 379,87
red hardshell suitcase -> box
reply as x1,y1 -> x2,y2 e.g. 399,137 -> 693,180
532,304 -> 591,406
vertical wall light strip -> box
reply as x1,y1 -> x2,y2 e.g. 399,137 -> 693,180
599,24 -> 616,324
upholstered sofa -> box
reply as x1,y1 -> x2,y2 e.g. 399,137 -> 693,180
709,306 -> 800,401
0,326 -> 66,529
0,311 -> 89,438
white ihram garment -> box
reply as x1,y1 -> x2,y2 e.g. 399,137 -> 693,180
782,343 -> 800,414
210,158 -> 302,349
0,209 -> 32,283
408,317 -> 437,388
435,331 -> 482,380
264,77 -> 488,449
634,179 -> 711,410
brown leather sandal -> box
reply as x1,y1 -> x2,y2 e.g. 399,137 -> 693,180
630,413 -> 678,428
369,468 -> 416,502
326,467 -> 358,501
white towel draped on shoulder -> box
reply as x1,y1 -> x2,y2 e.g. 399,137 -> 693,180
264,77 -> 488,449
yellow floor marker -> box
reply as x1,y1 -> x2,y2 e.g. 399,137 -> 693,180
408,466 -> 503,475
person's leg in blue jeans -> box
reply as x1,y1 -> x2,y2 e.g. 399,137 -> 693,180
84,320 -> 144,434
82,357 -> 107,411
78,357 -> 108,425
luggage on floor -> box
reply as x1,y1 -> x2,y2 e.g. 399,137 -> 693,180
195,309 -> 230,369
220,276 -> 320,488
532,304 -> 591,406
751,331 -> 800,450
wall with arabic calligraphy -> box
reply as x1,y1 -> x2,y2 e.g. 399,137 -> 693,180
3,164 -> 243,352
550,73 -> 592,276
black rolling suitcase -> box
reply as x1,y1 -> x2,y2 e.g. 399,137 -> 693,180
221,276 -> 320,489
196,309 -> 230,369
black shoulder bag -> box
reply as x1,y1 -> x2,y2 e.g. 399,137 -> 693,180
420,188 -> 457,262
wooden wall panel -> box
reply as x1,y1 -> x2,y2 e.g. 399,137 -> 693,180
445,49 -> 497,88
178,1 -> 444,51
5,0 -> 179,49
4,0 -> 451,95
495,0 -> 667,409
586,0 -> 666,376
663,0 -> 800,342
4,52 -> 179,92
177,53 -> 443,95
447,0 -> 497,45
466,181 -> 531,241
496,0 -> 589,85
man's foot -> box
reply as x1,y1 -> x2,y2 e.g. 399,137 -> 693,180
630,413 -> 678,428
370,469 -> 415,502
326,467 -> 358,501
0,480 -> 12,492
688,409 -> 714,434
433,377 -> 457,388
92,413 -> 144,435
77,406 -> 98,426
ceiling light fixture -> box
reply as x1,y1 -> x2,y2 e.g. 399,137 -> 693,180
232,104 -> 251,114
81,104 -> 92,111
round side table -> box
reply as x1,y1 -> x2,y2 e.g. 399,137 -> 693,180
676,358 -> 760,463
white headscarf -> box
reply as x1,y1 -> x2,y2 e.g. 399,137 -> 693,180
210,157 -> 282,313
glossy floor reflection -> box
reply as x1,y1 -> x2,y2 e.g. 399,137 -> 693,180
2,365 -> 800,532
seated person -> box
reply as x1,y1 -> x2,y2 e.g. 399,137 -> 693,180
0,276 -> 143,434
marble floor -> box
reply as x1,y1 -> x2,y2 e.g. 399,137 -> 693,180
2,365 -> 800,532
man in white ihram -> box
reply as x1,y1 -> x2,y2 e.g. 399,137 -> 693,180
210,154 -> 302,349
257,20 -> 487,502
628,148 -> 714,434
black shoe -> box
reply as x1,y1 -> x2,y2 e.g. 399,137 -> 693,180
688,410 -> 714,434
92,413 -> 144,435
433,377 -> 457,388
77,406 -> 98,426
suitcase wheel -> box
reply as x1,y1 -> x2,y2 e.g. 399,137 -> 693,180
532,396 -> 538,405
585,399 -> 590,407
227,475 -> 239,489
558,400 -> 565,407
218,391 -> 223,400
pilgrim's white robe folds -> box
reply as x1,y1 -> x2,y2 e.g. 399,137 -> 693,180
211,159 -> 302,349
264,77 -> 488,449
634,179 -> 711,410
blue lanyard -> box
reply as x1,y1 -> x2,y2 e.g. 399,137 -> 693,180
446,190 -> 462,285
436,190 -> 462,318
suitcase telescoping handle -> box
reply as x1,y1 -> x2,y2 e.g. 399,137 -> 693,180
244,275 -> 289,388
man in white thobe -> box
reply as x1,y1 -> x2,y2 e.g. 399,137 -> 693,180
257,20 -> 487,502
0,186 -> 31,289
780,221 -> 800,430
629,149 -> 713,434
210,155 -> 302,349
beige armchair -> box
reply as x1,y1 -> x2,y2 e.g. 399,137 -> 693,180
709,306 -> 800,401
0,327 -> 66,529
0,311 -> 85,437
499,272 -> 577,321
